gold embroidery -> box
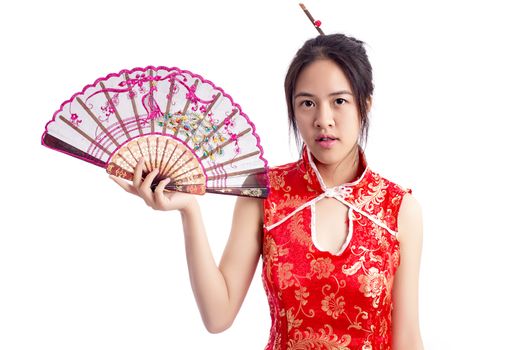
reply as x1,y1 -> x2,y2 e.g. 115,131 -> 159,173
277,262 -> 296,289
263,235 -> 289,284
285,308 -> 304,331
269,170 -> 291,192
288,324 -> 352,350
353,176 -> 387,213
342,247 -> 389,308
358,267 -> 386,308
309,257 -> 336,279
295,286 -> 310,307
263,159 -> 405,350
321,293 -> 346,319
289,212 -> 312,250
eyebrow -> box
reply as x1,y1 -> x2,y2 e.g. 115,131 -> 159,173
294,90 -> 353,99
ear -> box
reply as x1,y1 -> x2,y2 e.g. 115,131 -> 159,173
366,96 -> 373,113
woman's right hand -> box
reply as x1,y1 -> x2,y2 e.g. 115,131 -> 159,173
109,157 -> 196,212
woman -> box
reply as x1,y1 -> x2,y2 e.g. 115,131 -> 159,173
111,34 -> 424,350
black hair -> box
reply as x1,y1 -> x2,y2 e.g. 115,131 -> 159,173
284,33 -> 374,150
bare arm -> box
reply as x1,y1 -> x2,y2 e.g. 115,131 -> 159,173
110,158 -> 263,333
392,193 -> 424,350
181,196 -> 262,333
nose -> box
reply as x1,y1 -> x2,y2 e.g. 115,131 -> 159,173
314,103 -> 334,128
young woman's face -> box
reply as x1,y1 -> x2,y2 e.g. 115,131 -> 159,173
293,59 -> 362,167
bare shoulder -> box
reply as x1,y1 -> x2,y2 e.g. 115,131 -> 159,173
397,193 -> 423,243
235,195 -> 264,211
233,195 -> 264,227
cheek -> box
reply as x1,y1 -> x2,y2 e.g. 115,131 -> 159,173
294,114 -> 311,131
339,109 -> 361,129
294,120 -> 315,143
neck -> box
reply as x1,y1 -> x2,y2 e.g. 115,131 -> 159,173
315,143 -> 361,187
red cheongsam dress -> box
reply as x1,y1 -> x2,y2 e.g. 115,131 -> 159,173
262,145 -> 412,350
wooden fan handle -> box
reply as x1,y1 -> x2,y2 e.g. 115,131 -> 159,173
107,162 -> 205,195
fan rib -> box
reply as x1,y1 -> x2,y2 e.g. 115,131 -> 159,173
172,166 -> 200,181
146,137 -> 154,171
152,137 -> 159,170
167,156 -> 195,179
58,115 -> 112,155
172,173 -> 205,184
160,143 -> 178,176
204,150 -> 260,172
183,92 -> 222,144
99,82 -> 131,139
115,152 -> 136,170
207,167 -> 266,181
200,127 -> 252,161
195,109 -> 237,150
164,150 -> 187,177
155,136 -> 161,169
125,72 -> 144,135
163,79 -> 177,134
205,92 -> 221,114
76,97 -> 120,148
158,137 -> 169,174
148,69 -> 156,133
126,146 -> 140,165
136,139 -> 151,172
173,79 -> 200,139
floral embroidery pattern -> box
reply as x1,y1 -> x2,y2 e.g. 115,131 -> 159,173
358,267 -> 386,308
287,325 -> 352,350
270,170 -> 292,192
277,263 -> 296,290
309,257 -> 335,279
321,293 -> 346,319
290,213 -> 312,250
342,246 -> 390,308
262,146 -> 410,350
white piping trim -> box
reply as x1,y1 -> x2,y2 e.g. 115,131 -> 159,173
332,197 -> 397,237
264,196 -> 321,232
306,146 -> 369,191
264,191 -> 397,237
310,202 -> 319,250
264,146 -> 397,238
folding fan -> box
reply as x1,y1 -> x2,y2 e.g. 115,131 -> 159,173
42,66 -> 269,198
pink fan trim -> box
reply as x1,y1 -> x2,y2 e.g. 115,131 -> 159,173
41,65 -> 269,190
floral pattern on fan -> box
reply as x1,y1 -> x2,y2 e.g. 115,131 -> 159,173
42,66 -> 269,198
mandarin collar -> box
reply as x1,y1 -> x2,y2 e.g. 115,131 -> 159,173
300,144 -> 370,199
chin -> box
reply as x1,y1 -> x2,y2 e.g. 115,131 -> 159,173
309,149 -> 342,167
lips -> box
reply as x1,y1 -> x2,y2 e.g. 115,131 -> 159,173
315,134 -> 338,141
315,134 -> 338,149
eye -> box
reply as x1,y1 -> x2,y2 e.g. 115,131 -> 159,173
300,100 -> 315,108
334,98 -> 347,105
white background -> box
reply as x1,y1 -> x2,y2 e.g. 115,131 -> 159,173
1,0 -> 523,349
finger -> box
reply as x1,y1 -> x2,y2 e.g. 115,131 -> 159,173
141,168 -> 159,191
109,175 -> 136,194
133,157 -> 146,188
138,168 -> 158,204
154,177 -> 172,206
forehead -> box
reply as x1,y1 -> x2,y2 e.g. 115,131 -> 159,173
295,59 -> 352,95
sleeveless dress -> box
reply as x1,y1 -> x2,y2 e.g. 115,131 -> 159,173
262,145 -> 412,350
